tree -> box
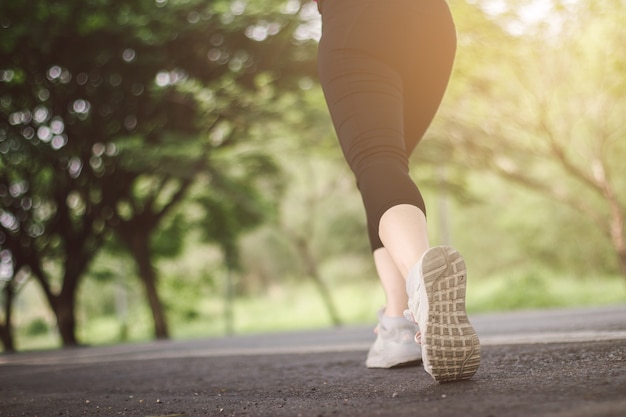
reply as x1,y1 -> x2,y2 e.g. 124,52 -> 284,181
101,0 -> 319,339
0,0 -> 318,349
440,0 -> 626,278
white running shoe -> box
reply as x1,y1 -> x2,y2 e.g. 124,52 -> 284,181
365,309 -> 422,369
405,246 -> 481,382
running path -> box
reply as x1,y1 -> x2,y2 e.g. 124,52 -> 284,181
1,306 -> 625,417
2,305 -> 625,365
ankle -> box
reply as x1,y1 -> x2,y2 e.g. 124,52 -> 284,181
383,305 -> 407,318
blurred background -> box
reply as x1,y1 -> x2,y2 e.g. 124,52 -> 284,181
1,0 -> 624,353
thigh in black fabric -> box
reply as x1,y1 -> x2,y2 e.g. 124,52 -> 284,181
319,50 -> 406,173
319,0 -> 456,160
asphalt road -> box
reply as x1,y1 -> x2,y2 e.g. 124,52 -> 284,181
1,305 -> 625,417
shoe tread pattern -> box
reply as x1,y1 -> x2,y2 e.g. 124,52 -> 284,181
421,246 -> 481,382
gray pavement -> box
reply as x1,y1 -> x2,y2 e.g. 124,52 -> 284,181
1,305 -> 626,416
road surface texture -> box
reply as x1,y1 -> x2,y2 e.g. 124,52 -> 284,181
1,306 -> 625,417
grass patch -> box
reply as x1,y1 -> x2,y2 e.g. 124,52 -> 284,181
467,272 -> 626,312
231,280 -> 384,335
13,332 -> 60,352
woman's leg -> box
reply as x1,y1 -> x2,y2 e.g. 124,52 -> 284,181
318,0 -> 456,258
378,204 -> 430,279
372,247 -> 409,317
318,0 -> 479,380
367,246 -> 422,368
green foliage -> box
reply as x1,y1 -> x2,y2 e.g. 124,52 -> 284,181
468,271 -> 626,313
0,0 -> 319,348
151,211 -> 188,258
435,0 -> 626,278
24,317 -> 49,336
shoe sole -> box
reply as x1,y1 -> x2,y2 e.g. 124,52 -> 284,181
366,356 -> 422,369
416,246 -> 481,382
366,343 -> 422,368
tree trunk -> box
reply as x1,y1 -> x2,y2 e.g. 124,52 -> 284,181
54,294 -> 79,347
610,224 -> 626,279
294,236 -> 342,327
130,235 -> 170,340
140,267 -> 169,339
55,239 -> 95,347
0,324 -> 14,353
29,256 -> 82,348
224,266 -> 235,336
606,191 -> 626,280
610,217 -> 626,278
0,285 -> 16,353
618,251 -> 626,279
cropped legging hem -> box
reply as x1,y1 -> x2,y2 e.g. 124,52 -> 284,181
356,160 -> 426,250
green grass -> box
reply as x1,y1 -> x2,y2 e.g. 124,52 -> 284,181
8,274 -> 626,352
228,280 -> 385,336
467,272 -> 626,312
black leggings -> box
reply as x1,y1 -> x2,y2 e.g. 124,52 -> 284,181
317,0 -> 456,251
